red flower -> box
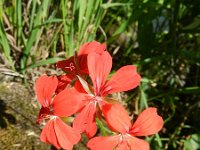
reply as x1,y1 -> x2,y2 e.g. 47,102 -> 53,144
87,104 -> 164,150
72,51 -> 141,138
55,74 -> 72,94
55,41 -> 106,93
87,51 -> 141,96
57,41 -> 106,76
35,75 -> 82,149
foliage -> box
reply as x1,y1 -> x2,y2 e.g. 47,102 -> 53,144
0,0 -> 200,149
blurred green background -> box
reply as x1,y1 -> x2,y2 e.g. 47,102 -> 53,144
0,0 -> 200,149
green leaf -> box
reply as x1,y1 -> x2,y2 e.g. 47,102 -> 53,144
101,3 -> 132,9
25,57 -> 64,69
96,118 -> 108,136
20,0 -> 52,70
78,0 -> 87,34
139,86 -> 148,110
178,87 -> 200,94
184,134 -> 200,150
0,22 -> 14,69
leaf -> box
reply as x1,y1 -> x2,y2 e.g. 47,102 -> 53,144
184,134 -> 200,150
26,57 -> 64,69
0,21 -> 14,69
101,3 -> 132,9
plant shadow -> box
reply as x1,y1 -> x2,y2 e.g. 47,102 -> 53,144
0,99 -> 16,128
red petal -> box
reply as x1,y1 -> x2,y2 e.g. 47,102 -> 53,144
102,65 -> 141,96
56,56 -> 77,77
36,107 -> 50,124
102,103 -> 131,133
87,135 -> 120,150
73,102 -> 97,138
54,117 -> 81,150
55,75 -> 72,94
126,136 -> 149,150
57,42 -> 106,76
130,107 -> 164,136
76,55 -> 89,74
78,41 -> 106,55
40,119 -> 61,149
77,75 -> 93,94
78,41 -> 106,74
36,75 -> 58,107
74,80 -> 88,93
88,51 -> 112,95
116,140 -> 129,150
53,88 -> 86,117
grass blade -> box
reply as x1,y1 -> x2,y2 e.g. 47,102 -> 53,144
25,57 -> 64,69
0,15 -> 14,69
14,0 -> 22,46
20,0 -> 52,71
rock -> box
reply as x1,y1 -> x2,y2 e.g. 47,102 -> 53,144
0,73 -> 49,150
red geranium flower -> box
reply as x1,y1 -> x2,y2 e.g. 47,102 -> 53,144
36,75 -> 82,149
87,104 -> 164,150
57,41 -> 106,76
70,51 -> 141,138
55,74 -> 72,94
56,41 -> 106,93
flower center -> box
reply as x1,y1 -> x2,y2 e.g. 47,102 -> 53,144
85,95 -> 103,107
50,115 -> 58,120
119,133 -> 132,143
93,96 -> 102,103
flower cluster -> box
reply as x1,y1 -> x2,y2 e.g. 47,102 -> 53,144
35,41 -> 163,150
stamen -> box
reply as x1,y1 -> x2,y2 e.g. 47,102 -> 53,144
41,114 -> 51,120
50,115 -> 58,120
82,95 -> 103,107
93,96 -> 103,103
65,62 -> 76,71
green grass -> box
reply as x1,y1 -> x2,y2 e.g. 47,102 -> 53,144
0,0 -> 200,149
0,0 -> 108,72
